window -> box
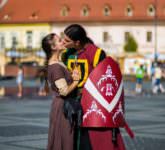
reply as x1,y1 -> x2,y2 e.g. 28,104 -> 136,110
103,32 -> 109,42
146,31 -> 152,42
147,4 -> 155,16
26,31 -> 33,50
125,4 -> 133,17
11,36 -> 17,49
0,34 -> 5,50
60,5 -> 70,16
125,32 -> 130,42
81,5 -> 90,16
29,12 -> 38,20
3,14 -> 10,20
103,4 -> 111,16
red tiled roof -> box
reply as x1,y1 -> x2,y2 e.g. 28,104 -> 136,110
0,0 -> 165,24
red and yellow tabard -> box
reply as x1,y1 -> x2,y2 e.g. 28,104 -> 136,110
64,43 -> 104,87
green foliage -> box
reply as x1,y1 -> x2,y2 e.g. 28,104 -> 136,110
124,34 -> 138,52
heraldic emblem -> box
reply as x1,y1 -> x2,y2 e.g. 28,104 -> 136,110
81,56 -> 125,128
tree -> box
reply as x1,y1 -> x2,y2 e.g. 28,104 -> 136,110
124,34 -> 138,52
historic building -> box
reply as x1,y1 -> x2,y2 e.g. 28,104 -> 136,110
0,0 -> 165,74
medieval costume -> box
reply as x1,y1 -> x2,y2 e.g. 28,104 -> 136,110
47,63 -> 74,150
62,43 -> 127,150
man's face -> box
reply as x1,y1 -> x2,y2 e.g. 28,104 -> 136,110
62,34 -> 78,49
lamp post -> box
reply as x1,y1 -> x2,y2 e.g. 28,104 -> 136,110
154,0 -> 158,63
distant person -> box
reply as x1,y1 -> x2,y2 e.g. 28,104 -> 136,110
16,64 -> 24,98
38,68 -> 47,96
133,60 -> 139,74
150,62 -> 156,88
152,63 -> 165,94
135,64 -> 145,94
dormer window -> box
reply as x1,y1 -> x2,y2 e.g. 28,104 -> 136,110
147,4 -> 155,16
125,4 -> 133,17
103,4 -> 111,16
29,12 -> 38,19
61,5 -> 70,16
3,14 -> 10,20
81,5 -> 90,16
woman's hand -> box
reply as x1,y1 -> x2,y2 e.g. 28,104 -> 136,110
72,66 -> 81,81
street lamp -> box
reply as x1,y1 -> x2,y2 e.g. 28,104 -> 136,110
154,0 -> 158,63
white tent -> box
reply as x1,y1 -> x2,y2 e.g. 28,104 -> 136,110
35,50 -> 46,58
6,51 -> 28,58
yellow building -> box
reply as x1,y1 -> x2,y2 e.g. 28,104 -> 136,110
1,0 -> 165,76
0,23 -> 51,50
0,0 -> 54,75
0,23 -> 51,75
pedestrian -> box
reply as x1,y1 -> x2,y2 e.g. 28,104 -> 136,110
38,68 -> 47,96
62,24 -> 126,150
42,33 -> 81,150
133,60 -> 139,74
135,64 -> 145,94
150,62 -> 156,88
16,64 -> 24,98
152,63 -> 165,94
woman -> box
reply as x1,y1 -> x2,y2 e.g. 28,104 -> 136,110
16,64 -> 24,98
62,24 -> 125,150
38,68 -> 47,96
42,33 -> 80,150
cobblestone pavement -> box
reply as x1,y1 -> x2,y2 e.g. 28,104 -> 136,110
0,80 -> 165,150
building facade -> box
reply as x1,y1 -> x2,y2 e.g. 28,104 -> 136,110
0,0 -> 165,74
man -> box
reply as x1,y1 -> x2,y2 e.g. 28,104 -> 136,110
62,24 -> 126,150
135,64 -> 145,94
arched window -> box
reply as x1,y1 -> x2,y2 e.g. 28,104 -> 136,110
26,31 -> 33,50
29,12 -> 38,20
11,33 -> 18,49
103,4 -> 111,16
103,31 -> 109,42
147,4 -> 155,16
81,5 -> 90,16
0,33 -> 5,50
3,14 -> 10,20
60,5 -> 70,16
125,4 -> 133,17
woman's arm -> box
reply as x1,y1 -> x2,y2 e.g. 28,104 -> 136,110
55,67 -> 80,96
55,78 -> 78,96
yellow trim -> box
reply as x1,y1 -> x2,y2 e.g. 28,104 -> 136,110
61,49 -> 67,57
63,49 -> 67,53
68,59 -> 88,87
93,48 -> 101,67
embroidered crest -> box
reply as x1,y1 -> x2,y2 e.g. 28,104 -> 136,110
112,102 -> 124,124
83,101 -> 106,122
97,65 -> 118,96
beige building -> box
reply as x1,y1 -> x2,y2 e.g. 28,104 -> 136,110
0,0 -> 165,75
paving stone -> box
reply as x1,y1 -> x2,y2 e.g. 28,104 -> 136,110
0,80 -> 165,149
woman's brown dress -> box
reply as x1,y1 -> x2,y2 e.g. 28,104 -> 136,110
47,63 -> 74,150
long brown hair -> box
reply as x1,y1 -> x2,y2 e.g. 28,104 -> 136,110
42,33 -> 56,94
64,24 -> 93,46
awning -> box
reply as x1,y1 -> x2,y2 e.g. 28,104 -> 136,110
6,50 -> 28,58
35,50 -> 46,58
144,53 -> 165,60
